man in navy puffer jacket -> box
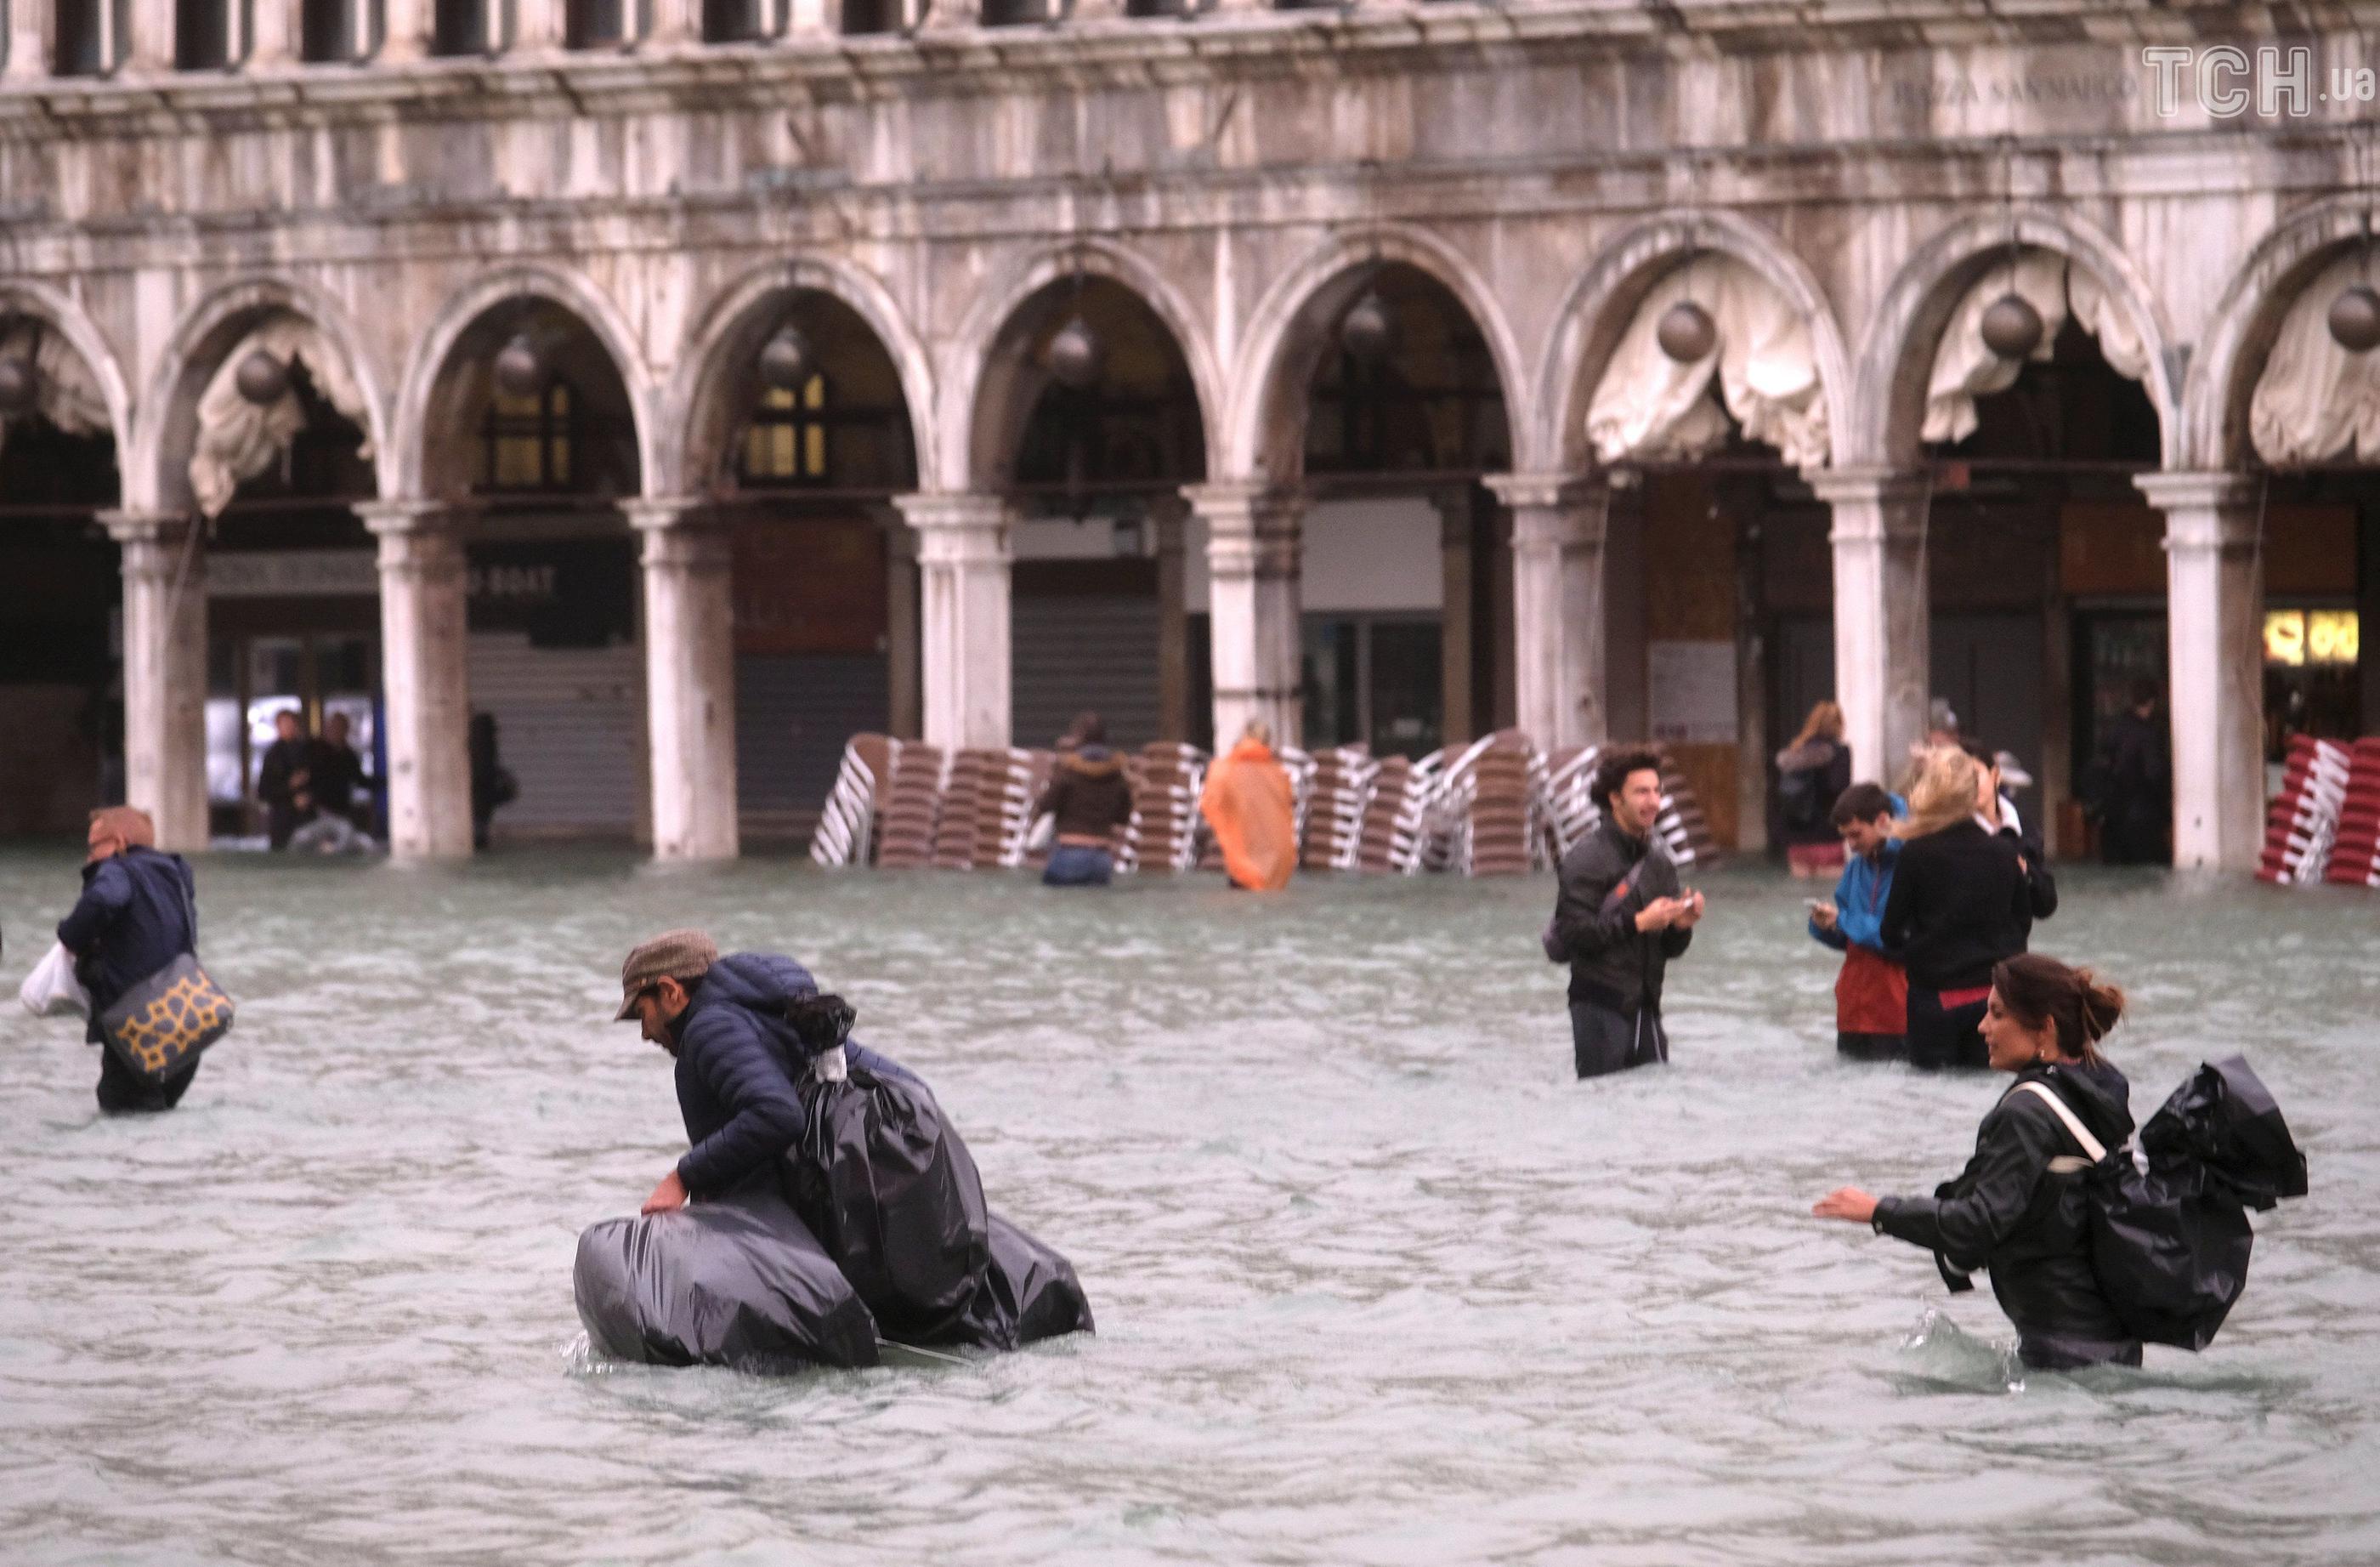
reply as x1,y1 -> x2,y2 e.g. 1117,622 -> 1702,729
613,930 -> 912,1215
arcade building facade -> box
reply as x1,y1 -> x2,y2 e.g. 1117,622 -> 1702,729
0,0 -> 2375,870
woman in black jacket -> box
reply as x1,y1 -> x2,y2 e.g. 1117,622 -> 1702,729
1034,713 -> 1136,886
1815,953 -> 2139,1371
1879,747 -> 2029,1069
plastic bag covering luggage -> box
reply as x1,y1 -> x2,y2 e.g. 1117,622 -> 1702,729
2139,1054 -> 2309,1212
779,996 -> 991,1339
574,1184 -> 879,1371
940,1210 -> 1096,1352
19,942 -> 91,1018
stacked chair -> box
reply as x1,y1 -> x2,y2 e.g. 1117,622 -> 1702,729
1129,742 -> 1207,874
931,751 -> 990,869
1300,745 -> 1377,872
1654,757 -> 1720,870
2320,738 -> 2380,889
2257,735 -> 2351,884
809,734 -> 894,868
1354,752 -> 1440,874
872,744 -> 947,869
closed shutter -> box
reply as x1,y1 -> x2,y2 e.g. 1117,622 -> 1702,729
468,632 -> 642,837
1011,593 -> 1161,751
737,653 -> 890,836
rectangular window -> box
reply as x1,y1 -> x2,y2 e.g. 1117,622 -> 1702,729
301,0 -> 360,60
433,0 -> 496,54
565,0 -> 626,48
175,0 -> 234,68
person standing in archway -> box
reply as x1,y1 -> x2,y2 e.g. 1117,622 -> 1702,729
1544,748 -> 1703,1079
1775,700 -> 1854,878
1199,720 -> 1296,892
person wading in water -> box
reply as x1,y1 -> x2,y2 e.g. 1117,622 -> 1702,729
1544,747 -> 1704,1079
1814,952 -> 2141,1371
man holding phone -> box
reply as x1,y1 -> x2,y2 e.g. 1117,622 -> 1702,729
1544,748 -> 1704,1079
1806,782 -> 1907,1059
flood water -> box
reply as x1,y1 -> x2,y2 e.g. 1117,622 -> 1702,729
2,845 -> 2377,1566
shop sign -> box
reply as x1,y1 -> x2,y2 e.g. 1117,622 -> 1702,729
2264,609 -> 2360,667
206,550 -> 377,599
1649,639 -> 1740,745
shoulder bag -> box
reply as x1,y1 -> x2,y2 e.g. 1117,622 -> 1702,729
98,873 -> 235,1084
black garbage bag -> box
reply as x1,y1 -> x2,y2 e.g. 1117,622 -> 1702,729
2139,1054 -> 2309,1210
574,1184 -> 880,1371
935,1210 -> 1096,1352
2080,1055 -> 2306,1352
779,996 -> 990,1340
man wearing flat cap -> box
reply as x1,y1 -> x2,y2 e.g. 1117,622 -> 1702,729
615,929 -> 914,1217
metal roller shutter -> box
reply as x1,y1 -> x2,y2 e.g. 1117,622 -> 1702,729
737,653 -> 891,835
1011,592 -> 1162,752
467,632 -> 642,837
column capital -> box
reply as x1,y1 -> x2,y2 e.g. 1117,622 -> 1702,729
894,491 -> 1010,532
1181,480 -> 1303,536
97,508 -> 194,547
2136,471 -> 2263,554
355,498 -> 458,538
1482,471 -> 1606,513
622,496 -> 719,533
1806,466 -> 1930,544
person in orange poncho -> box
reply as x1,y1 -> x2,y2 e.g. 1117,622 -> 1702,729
1200,720 -> 1297,891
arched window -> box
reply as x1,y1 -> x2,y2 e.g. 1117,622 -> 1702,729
840,0 -> 898,35
482,382 -> 579,491
174,0 -> 234,68
564,0 -> 629,48
702,0 -> 774,41
740,373 -> 832,488
432,0 -> 502,55
302,0 -> 372,60
53,0 -> 128,73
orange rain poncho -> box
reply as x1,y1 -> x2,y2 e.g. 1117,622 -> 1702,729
1200,738 -> 1296,891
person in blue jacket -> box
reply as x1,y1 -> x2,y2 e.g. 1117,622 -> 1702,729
1805,783 -> 1907,1060
612,928 -> 913,1216
56,806 -> 207,1112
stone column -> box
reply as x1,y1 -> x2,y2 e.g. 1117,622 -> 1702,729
1186,480 -> 1302,749
1431,485 -> 1475,747
627,499 -> 739,860
646,0 -> 696,43
126,0 -> 173,69
2136,471 -> 2265,872
1151,494 -> 1191,742
895,492 -> 1012,751
1808,468 -> 1930,788
360,502 -> 474,860
5,0 -> 51,77
877,504 -> 921,741
920,0 -> 977,28
518,0 -> 568,48
103,511 -> 209,852
247,0 -> 295,64
377,0 -> 429,58
1485,473 -> 1608,751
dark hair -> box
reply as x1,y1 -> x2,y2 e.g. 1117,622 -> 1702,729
1593,747 -> 1663,813
1958,737 -> 1995,769
1831,781 -> 1895,828
1990,953 -> 2125,1065
1063,711 -> 1106,747
2130,677 -> 2160,708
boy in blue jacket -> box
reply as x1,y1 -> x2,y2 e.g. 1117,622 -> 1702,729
1806,783 -> 1907,1060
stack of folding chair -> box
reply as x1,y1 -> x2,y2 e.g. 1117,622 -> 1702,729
1542,745 -> 1604,854
2322,738 -> 2380,889
1300,745 -> 1375,871
2258,735 -> 2349,884
1129,742 -> 1205,874
932,751 -> 989,869
873,744 -> 947,868
1653,757 -> 1719,870
1461,731 -> 1539,877
809,733 -> 893,868
1356,749 -> 1442,873
971,748 -> 1040,867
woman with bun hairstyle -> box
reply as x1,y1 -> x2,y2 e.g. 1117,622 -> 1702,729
1814,954 -> 2140,1371
1878,747 -> 2030,1069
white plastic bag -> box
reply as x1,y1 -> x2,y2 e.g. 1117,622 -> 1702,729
18,942 -> 91,1019
1025,812 -> 1057,852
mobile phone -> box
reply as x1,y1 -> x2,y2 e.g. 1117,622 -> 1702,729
1805,899 -> 1826,911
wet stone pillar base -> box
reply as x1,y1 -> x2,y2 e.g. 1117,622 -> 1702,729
1487,474 -> 1609,752
629,499 -> 740,861
896,492 -> 1013,752
1187,480 -> 1303,751
2138,471 -> 2265,872
360,502 -> 474,860
102,510 -> 210,853
1809,468 -> 1930,786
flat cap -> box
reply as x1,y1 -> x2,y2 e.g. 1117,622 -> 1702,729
615,928 -> 718,1020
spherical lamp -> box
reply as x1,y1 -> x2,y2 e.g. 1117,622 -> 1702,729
1047,315 -> 1104,389
234,349 -> 291,406
1339,291 -> 1396,364
0,355 -> 39,417
1655,300 -> 1718,363
758,325 -> 814,391
1979,292 -> 2045,361
2326,282 -> 2380,354
492,333 -> 546,400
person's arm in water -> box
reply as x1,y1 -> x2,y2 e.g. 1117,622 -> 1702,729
673,1022 -> 806,1201
1814,1099 -> 2063,1269
56,858 -> 133,956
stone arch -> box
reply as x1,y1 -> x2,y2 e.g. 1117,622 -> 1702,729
391,263 -> 654,502
0,281 -> 136,463
1849,207 -> 2181,469
1225,223 -> 1527,483
663,255 -> 938,497
1536,209 -> 1852,474
944,238 -> 1225,493
128,275 -> 389,514
2183,195 -> 2378,471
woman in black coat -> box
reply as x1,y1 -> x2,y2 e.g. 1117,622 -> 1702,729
1879,748 -> 2029,1070
1815,953 -> 2140,1371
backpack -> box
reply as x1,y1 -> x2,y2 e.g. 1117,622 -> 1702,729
1777,766 -> 1822,832
2014,1055 -> 2306,1352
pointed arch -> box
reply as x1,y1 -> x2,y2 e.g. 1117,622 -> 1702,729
0,281 -> 134,462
